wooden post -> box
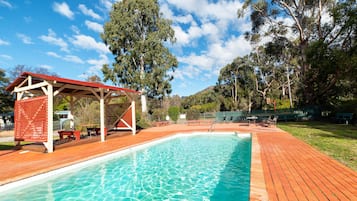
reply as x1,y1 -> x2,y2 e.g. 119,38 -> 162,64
100,89 -> 105,142
46,84 -> 54,153
131,100 -> 136,135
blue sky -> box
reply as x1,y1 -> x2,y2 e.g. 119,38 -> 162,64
0,0 -> 253,97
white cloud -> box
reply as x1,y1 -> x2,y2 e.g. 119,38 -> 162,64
53,2 -> 74,20
161,0 -> 253,84
79,4 -> 102,20
17,33 -> 34,44
172,25 -> 190,45
46,51 -> 61,58
85,20 -> 104,33
63,55 -> 84,64
46,51 -> 84,64
71,34 -> 109,54
0,38 -> 10,45
100,0 -> 113,11
86,54 -> 109,75
174,35 -> 252,81
166,0 -> 242,22
70,25 -> 80,34
39,64 -> 53,70
0,54 -> 12,60
39,29 -> 69,52
170,64 -> 201,81
179,53 -> 215,71
0,0 -> 12,8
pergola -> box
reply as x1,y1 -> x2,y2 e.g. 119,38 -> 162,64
6,72 -> 139,153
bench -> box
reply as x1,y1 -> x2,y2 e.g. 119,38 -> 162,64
154,121 -> 170,127
58,130 -> 81,141
87,127 -> 100,136
335,113 -> 354,124
187,120 -> 213,126
262,116 -> 278,127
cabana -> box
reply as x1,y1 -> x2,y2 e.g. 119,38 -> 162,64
6,72 -> 139,153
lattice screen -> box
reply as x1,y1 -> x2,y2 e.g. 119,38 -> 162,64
116,105 -> 133,128
14,96 -> 48,142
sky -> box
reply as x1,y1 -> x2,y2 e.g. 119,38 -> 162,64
0,0 -> 253,97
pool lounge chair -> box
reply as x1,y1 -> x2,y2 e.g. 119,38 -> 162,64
263,116 -> 278,127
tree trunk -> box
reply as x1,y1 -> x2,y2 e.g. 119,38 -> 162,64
140,54 -> 147,113
141,91 -> 147,113
286,66 -> 293,108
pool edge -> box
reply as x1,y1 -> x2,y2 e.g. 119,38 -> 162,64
250,133 -> 269,200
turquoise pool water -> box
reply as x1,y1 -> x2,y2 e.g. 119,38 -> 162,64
1,133 -> 251,201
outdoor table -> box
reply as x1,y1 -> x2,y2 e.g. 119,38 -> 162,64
246,116 -> 258,125
58,130 -> 81,141
87,128 -> 100,136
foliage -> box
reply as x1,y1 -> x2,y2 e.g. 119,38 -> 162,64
278,122 -> 357,171
151,108 -> 166,121
216,56 -> 259,111
72,98 -> 100,128
238,0 -> 356,107
191,102 -> 217,113
168,106 -> 179,123
136,111 -> 151,129
274,99 -> 292,110
305,40 -> 357,106
181,87 -> 217,112
101,0 -> 178,100
0,69 -> 13,113
334,99 -> 357,115
186,108 -> 200,120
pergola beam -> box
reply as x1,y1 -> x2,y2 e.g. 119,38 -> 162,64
14,81 -> 49,93
43,84 -> 54,153
7,72 -> 139,153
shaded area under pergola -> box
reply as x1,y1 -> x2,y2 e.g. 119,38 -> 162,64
6,72 -> 139,153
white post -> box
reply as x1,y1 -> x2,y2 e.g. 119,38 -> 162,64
46,84 -> 54,153
141,93 -> 147,113
131,100 -> 136,135
100,89 -> 105,142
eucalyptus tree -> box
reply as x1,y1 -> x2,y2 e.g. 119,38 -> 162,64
265,37 -> 298,108
0,69 -> 13,113
249,46 -> 280,108
101,0 -> 178,113
217,56 -> 255,111
238,0 -> 356,105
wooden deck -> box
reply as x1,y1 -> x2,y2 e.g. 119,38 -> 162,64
0,123 -> 356,200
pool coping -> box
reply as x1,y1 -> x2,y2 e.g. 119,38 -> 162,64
0,132 -> 256,194
0,125 -> 271,200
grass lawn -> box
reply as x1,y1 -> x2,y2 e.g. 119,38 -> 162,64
0,142 -> 18,150
278,121 -> 357,171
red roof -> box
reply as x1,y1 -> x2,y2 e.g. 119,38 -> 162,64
6,72 -> 139,94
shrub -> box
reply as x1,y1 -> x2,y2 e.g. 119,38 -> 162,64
186,108 -> 200,120
168,106 -> 180,123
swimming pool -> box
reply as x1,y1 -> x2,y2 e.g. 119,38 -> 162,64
0,132 -> 251,200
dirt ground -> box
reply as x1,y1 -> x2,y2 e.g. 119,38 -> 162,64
0,130 -> 14,137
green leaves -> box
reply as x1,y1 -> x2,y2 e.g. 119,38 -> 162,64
0,69 -> 14,113
101,0 -> 177,99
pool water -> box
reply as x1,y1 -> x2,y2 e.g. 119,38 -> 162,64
1,133 -> 251,201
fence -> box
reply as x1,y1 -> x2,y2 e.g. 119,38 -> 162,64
211,106 -> 322,123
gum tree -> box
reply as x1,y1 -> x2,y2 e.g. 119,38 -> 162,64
238,0 -> 356,105
0,69 -> 13,113
101,0 -> 178,113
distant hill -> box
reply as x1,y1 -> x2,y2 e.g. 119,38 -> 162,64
182,86 -> 215,98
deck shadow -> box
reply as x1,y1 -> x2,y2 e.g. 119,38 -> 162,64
210,137 -> 252,201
